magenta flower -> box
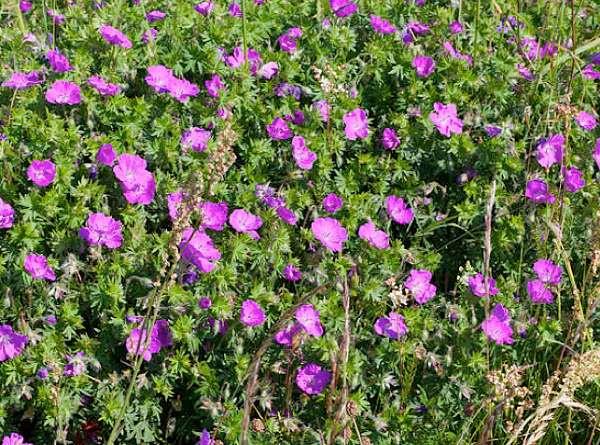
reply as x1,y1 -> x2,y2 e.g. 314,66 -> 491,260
27,159 -> 56,187
403,21 -> 430,43
374,312 -> 408,339
19,0 -> 32,12
574,111 -> 597,131
180,228 -> 221,273
200,201 -> 228,231
194,1 -> 214,15
296,363 -> 331,395
276,206 -> 297,225
291,136 -> 317,170
527,279 -> 554,304
258,61 -> 279,79
449,20 -> 463,34
283,264 -> 302,282
198,297 -> 212,309
0,325 -> 28,362
525,179 -> 554,202
593,138 -> 600,170
385,195 -> 414,224
113,154 -> 156,205
429,102 -> 463,137
87,75 -> 121,96
536,134 -> 564,169
145,65 -> 175,93
205,74 -> 225,98
484,125 -> 502,138
532,259 -> 562,285
168,78 -> 199,103
516,63 -> 535,81
358,220 -> 389,249
266,117 -> 293,140
225,47 -> 263,74
142,28 -> 158,43
370,15 -> 397,34
24,254 -> 55,281
1,433 -> 32,445
146,10 -> 166,22
79,212 -> 123,249
525,179 -> 555,204
330,0 -> 357,17
240,300 -> 266,327
582,64 -> 600,80
96,143 -> 116,166
322,193 -> 343,213
228,2 -> 242,16
47,9 -> 65,25
0,198 -> 15,229
563,166 -> 585,193
181,127 -> 211,153
99,24 -> 132,48
481,304 -> 514,345
45,80 -> 81,105
278,27 -> 302,53
343,108 -> 369,140
467,273 -> 499,297
229,209 -> 263,240
405,269 -> 436,304
311,217 -> 348,252
412,55 -> 436,78
126,327 -> 158,361
45,49 -> 72,72
295,304 -> 323,337
1,71 -> 43,90
274,323 -> 303,347
380,127 -> 400,150
196,429 -> 213,445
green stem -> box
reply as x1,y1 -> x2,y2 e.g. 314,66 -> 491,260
14,0 -> 27,35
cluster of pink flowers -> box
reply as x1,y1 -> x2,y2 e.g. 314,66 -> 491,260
429,102 -> 463,137
145,65 -> 199,103
79,212 -> 123,249
481,304 -> 514,345
112,154 -> 156,205
1,433 -> 32,445
358,220 -> 389,250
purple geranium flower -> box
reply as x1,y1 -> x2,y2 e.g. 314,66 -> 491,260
274,323 -> 303,347
525,179 -> 555,204
405,269 -> 436,304
449,20 -> 463,34
370,15 -> 396,34
87,75 -> 121,96
63,352 -> 86,377
196,429 -> 213,445
200,201 -> 228,231
481,304 -> 514,345
381,127 -> 400,150
198,297 -> 212,309
20,0 -> 32,12
24,253 -> 56,281
412,55 -> 436,78
429,102 -> 463,137
385,195 -> 414,224
205,74 -> 225,98
96,143 -> 116,166
1,433 -> 32,445
0,325 -> 28,362
295,304 -> 323,337
467,273 -> 499,297
229,209 -> 263,240
311,217 -> 348,252
27,159 -> 56,187
0,198 -> 15,229
194,1 -> 214,15
99,24 -> 132,48
532,259 -> 562,285
563,166 -> 585,193
374,312 -> 408,339
527,279 -> 554,304
125,327 -> 159,361
313,100 -> 330,122
180,228 -> 221,273
181,127 -> 211,153
79,212 -> 123,249
146,10 -> 166,22
296,363 -> 331,395
594,138 -> 600,170
113,154 -> 156,205
142,28 -> 158,43
258,61 -> 279,79
343,108 -> 369,140
45,49 -> 72,72
536,134 -> 564,169
485,125 -> 502,138
278,27 -> 302,53
45,80 -> 81,105
329,0 -> 357,17
240,300 -> 266,327
291,136 -> 317,170
322,193 -> 343,213
266,117 -> 293,140
283,264 -> 302,282
358,220 -> 389,249
2,71 -> 43,90
145,65 -> 175,93
276,206 -> 297,225
574,111 -> 597,131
